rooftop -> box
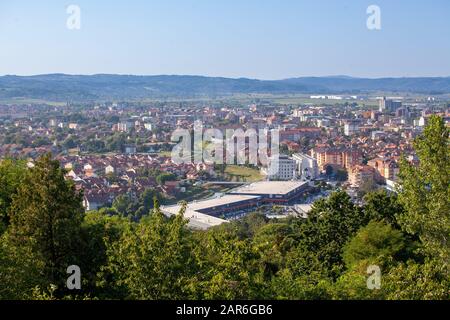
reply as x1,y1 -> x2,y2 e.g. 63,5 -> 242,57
230,180 -> 308,196
162,207 -> 228,230
163,194 -> 260,214
161,194 -> 262,230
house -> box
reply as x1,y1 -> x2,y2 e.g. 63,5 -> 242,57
105,165 -> 115,175
83,190 -> 112,211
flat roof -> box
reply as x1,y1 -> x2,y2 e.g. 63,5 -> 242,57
163,194 -> 260,214
230,180 -> 308,196
161,194 -> 260,229
161,207 -> 228,230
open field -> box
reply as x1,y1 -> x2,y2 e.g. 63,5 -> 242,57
224,165 -> 264,182
0,98 -> 67,106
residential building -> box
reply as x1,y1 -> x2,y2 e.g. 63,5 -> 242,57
292,153 -> 319,180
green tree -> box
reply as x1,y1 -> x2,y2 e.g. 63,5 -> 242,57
156,172 -> 176,186
134,188 -> 161,219
335,169 -> 348,182
78,211 -> 131,299
8,153 -> 85,288
397,115 -> 449,264
342,220 -> 405,269
192,231 -> 265,299
383,259 -> 450,300
363,190 -> 404,226
0,233 -> 46,299
112,194 -> 135,216
0,159 -> 28,228
103,200 -> 194,299
294,191 -> 369,277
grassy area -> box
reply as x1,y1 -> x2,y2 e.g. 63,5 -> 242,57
158,150 -> 173,157
224,165 -> 263,182
0,98 -> 67,106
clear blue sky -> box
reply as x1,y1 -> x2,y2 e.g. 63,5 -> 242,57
0,0 -> 449,79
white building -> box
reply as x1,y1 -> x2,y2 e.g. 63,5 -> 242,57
292,153 -> 319,181
263,155 -> 296,181
105,165 -> 115,175
344,122 -> 360,136
418,116 -> 427,127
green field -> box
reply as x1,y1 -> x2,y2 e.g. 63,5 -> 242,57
0,98 -> 67,106
224,165 -> 263,182
158,150 -> 173,157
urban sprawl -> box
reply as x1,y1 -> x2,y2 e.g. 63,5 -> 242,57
1,95 -> 448,229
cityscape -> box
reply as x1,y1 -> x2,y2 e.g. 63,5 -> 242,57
0,94 -> 446,228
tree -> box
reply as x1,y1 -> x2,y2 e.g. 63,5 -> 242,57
363,190 -> 404,226
63,136 -> 78,149
0,233 -> 46,299
78,211 -> 131,299
325,165 -> 333,176
112,194 -> 135,216
156,172 -> 176,186
8,153 -> 85,288
134,188 -> 161,218
357,178 -> 378,198
0,159 -> 28,228
342,220 -> 405,269
192,231 -> 265,299
397,115 -> 449,264
293,191 -> 369,277
103,199 -> 194,299
335,169 -> 348,182
383,259 -> 450,300
328,260 -> 385,300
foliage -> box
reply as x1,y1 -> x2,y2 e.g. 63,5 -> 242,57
7,153 -> 85,290
342,220 -> 405,269
0,159 -> 28,227
102,200 -> 195,299
398,115 -> 449,264
293,191 -> 370,278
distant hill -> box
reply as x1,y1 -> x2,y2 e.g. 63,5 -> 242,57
0,74 -> 449,101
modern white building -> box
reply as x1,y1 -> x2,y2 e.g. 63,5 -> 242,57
263,155 -> 296,181
292,153 -> 319,181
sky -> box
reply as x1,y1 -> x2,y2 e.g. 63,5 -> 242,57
0,0 -> 449,79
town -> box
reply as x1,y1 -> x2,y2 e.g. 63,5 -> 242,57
1,94 -> 448,228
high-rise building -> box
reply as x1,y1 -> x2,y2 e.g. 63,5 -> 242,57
379,97 -> 402,113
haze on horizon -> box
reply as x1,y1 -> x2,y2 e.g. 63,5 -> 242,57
1,0 -> 449,79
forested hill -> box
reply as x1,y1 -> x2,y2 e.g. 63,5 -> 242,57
0,74 -> 450,101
